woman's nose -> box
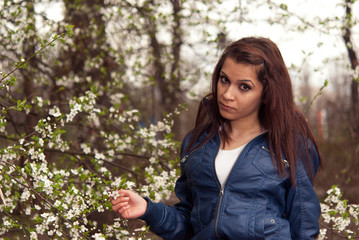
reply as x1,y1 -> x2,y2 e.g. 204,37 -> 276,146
223,86 -> 235,101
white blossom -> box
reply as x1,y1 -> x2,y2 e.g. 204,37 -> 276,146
30,231 -> 38,240
49,106 -> 62,117
92,233 -> 105,240
20,189 -> 31,202
97,205 -> 104,212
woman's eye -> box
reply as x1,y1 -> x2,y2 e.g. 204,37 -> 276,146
240,83 -> 251,91
219,76 -> 229,84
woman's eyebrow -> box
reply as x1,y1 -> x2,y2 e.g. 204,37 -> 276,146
237,79 -> 255,87
219,71 -> 228,77
220,71 -> 255,87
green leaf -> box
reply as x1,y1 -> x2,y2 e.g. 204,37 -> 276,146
279,3 -> 288,10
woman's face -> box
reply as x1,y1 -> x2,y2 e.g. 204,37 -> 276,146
217,57 -> 264,125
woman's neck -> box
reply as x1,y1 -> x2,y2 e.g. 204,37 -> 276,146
221,119 -> 263,150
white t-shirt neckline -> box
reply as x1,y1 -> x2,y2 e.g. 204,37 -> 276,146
215,144 -> 247,186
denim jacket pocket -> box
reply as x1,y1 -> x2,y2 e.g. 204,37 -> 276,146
251,201 -> 279,240
181,146 -> 205,177
263,216 -> 278,238
252,147 -> 288,181
251,200 -> 265,239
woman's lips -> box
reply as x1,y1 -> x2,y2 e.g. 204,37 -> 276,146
219,102 -> 234,111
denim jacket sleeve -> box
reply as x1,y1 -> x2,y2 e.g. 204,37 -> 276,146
285,145 -> 321,240
138,135 -> 194,240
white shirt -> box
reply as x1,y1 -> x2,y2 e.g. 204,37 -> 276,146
215,144 -> 247,186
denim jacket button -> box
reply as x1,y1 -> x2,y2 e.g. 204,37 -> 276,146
271,219 -> 275,224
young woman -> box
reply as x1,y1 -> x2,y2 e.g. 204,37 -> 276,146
111,37 -> 323,240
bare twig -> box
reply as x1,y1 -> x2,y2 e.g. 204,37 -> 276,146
1,31 -> 70,84
0,187 -> 6,207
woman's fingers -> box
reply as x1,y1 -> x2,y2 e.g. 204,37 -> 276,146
110,191 -> 129,202
118,204 -> 130,215
111,195 -> 129,204
111,195 -> 130,212
110,189 -> 147,219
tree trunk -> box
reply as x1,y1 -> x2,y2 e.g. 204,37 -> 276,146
342,0 -> 359,203
22,0 -> 37,134
343,0 -> 359,140
145,0 -> 184,138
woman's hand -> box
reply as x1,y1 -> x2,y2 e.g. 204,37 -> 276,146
110,189 -> 147,219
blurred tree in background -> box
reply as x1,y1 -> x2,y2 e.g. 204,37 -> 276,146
0,0 -> 230,238
0,0 -> 358,239
263,0 -> 359,205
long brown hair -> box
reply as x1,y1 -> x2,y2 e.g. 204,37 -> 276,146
185,37 -> 323,185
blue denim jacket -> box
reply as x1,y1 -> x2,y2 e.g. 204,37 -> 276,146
139,132 -> 321,240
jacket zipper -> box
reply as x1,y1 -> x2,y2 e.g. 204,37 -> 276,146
214,137 -> 264,238
180,146 -> 204,164
181,143 -> 224,237
215,186 -> 225,238
261,146 -> 289,168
